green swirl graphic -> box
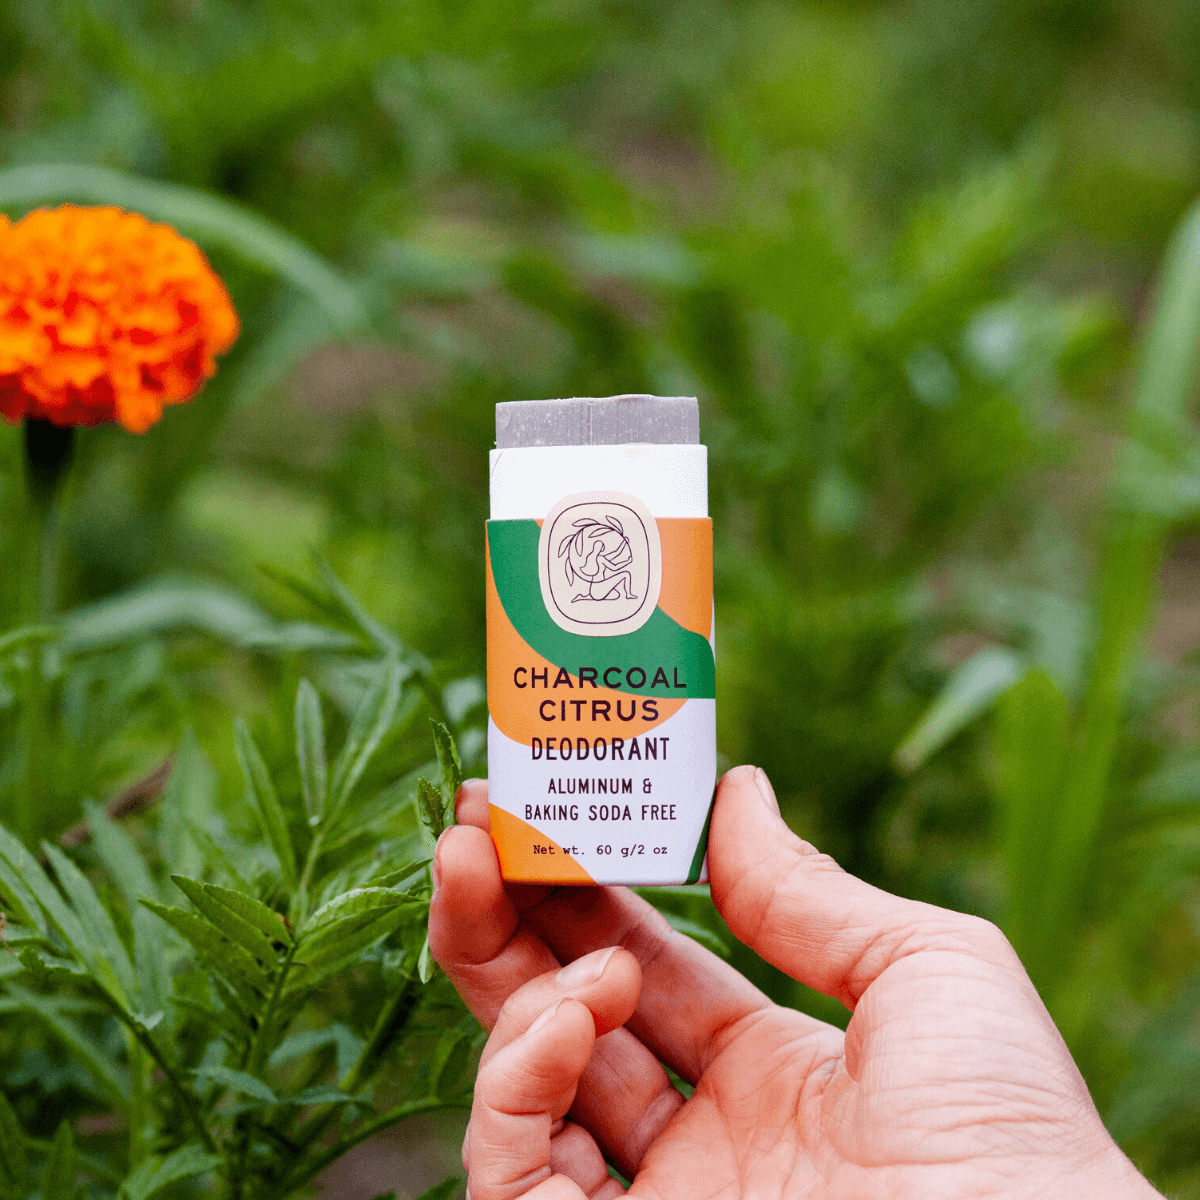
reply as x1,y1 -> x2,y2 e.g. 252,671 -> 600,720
488,519 -> 715,699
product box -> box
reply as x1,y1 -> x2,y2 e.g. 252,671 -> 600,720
486,394 -> 715,885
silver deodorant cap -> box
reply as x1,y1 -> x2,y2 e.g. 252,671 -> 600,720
495,394 -> 699,448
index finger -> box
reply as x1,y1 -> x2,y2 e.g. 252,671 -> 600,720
430,813 -> 684,1178
447,778 -> 806,1083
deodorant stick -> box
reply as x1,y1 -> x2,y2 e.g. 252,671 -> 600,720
486,394 -> 715,885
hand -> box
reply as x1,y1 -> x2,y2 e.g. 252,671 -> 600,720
430,766 -> 1160,1199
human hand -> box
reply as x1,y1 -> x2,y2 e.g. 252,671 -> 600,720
430,766 -> 1161,1199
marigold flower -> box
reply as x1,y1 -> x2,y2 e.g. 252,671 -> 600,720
0,205 -> 239,433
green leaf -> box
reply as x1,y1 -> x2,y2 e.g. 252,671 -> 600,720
327,661 -> 404,819
269,1024 -> 364,1079
412,1177 -> 465,1200
306,886 -> 411,933
320,778 -> 423,854
61,578 -> 279,652
197,882 -> 292,947
242,620 -> 358,653
994,670 -> 1071,988
2,986 -> 125,1106
191,1066 -> 277,1104
0,827 -> 79,949
432,720 -> 463,808
132,907 -> 170,1029
40,1120 -> 74,1200
0,624 -> 58,658
892,646 -> 1026,774
368,861 -> 431,892
16,947 -> 88,988
0,850 -> 47,936
1129,198 -> 1200,427
170,877 -> 281,965
1046,197 -> 1200,973
160,729 -> 216,882
234,720 -> 298,891
184,822 -> 253,893
442,676 -> 485,725
313,557 -> 402,657
661,913 -> 731,959
300,905 -> 413,971
0,1090 -> 27,1190
417,932 -> 437,983
0,163 -> 369,331
417,777 -> 449,842
429,1029 -> 472,1098
84,800 -> 158,908
120,1144 -> 221,1200
43,844 -> 136,1007
287,1085 -> 370,1106
296,678 -> 328,823
139,900 -> 269,1001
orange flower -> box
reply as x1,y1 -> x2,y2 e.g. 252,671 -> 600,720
0,205 -> 239,433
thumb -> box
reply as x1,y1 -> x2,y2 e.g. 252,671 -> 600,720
707,765 -> 1018,1008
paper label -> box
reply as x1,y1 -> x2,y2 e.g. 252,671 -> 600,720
486,493 -> 715,885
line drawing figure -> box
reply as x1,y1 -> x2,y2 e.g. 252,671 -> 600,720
558,513 -> 639,603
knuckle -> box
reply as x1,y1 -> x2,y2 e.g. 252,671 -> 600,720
957,913 -> 1018,960
494,979 -> 543,1032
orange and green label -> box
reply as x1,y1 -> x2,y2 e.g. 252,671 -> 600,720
486,491 -> 715,886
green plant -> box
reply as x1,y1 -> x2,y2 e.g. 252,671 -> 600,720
6,0 -> 1200,1190
0,654 -> 472,1198
886,198 -> 1200,1181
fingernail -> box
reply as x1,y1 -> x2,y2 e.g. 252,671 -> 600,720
555,946 -> 618,989
525,997 -> 567,1039
754,767 -> 779,814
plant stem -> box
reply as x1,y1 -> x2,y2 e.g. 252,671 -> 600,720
110,1007 -> 217,1154
127,1033 -> 148,1171
22,418 -> 75,621
296,827 -> 325,900
245,942 -> 298,1079
228,942 -> 299,1200
289,975 -> 420,1156
280,1096 -> 470,1195
17,420 -> 75,847
340,976 -> 420,1097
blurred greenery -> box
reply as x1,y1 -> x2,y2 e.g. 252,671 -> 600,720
5,0 -> 1200,1194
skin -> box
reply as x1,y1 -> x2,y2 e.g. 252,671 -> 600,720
430,765 -> 1163,1200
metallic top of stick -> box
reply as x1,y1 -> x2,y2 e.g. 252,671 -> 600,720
495,394 -> 699,448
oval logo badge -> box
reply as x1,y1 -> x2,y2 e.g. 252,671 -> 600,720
538,491 -> 662,637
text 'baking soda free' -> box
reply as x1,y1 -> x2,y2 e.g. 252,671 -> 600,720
486,394 -> 716,885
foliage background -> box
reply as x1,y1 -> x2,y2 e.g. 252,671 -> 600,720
4,0 -> 1200,1195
